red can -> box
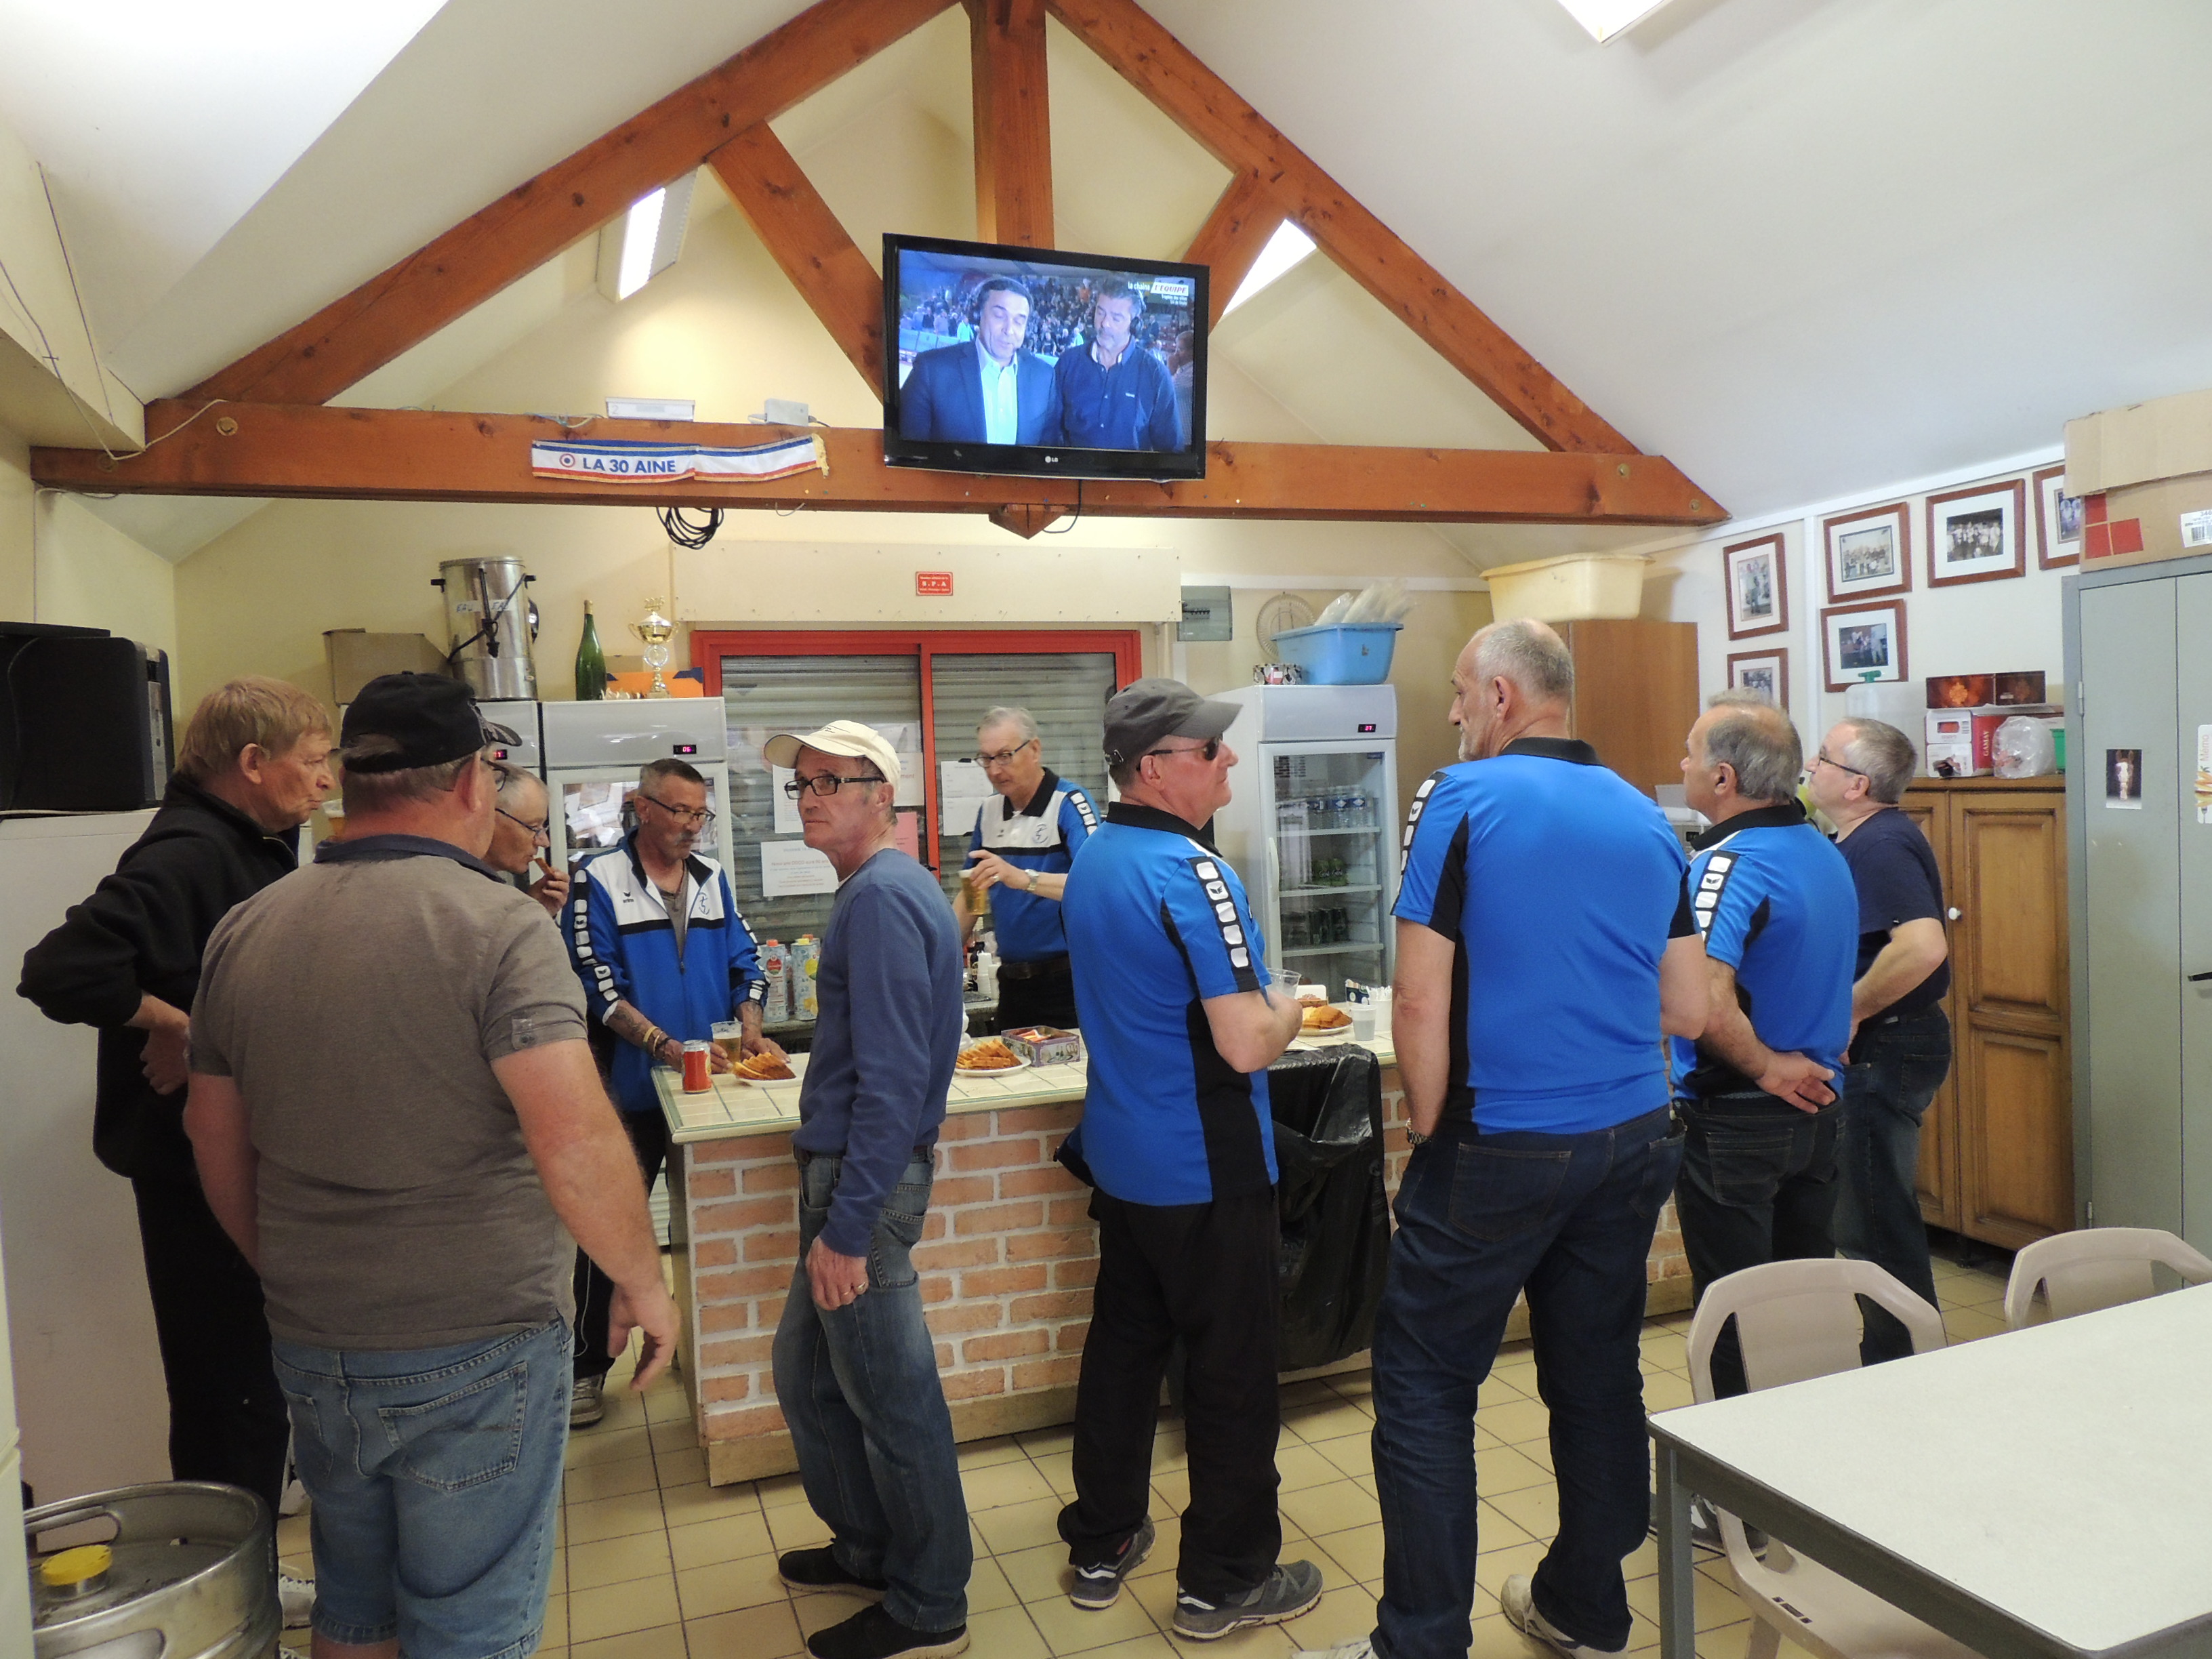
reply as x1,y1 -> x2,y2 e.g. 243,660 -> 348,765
681,1040 -> 712,1092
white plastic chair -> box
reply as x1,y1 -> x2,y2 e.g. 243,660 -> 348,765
2002,1227 -> 2212,1330
1684,1258 -> 1973,1659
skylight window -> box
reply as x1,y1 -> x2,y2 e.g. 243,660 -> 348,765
1553,0 -> 1679,42
615,189 -> 668,300
1222,220 -> 1318,318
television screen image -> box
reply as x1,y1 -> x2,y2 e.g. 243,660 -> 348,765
882,233 -> 1208,483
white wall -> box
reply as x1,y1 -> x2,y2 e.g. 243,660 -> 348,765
31,490 -> 178,668
0,428 -> 30,619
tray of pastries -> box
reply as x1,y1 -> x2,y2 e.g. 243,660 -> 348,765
956,1037 -> 1028,1072
729,1052 -> 796,1082
1300,1002 -> 1355,1032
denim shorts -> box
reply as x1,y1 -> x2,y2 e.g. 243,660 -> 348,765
272,1318 -> 571,1659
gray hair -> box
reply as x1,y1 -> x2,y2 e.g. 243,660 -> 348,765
1471,619 -> 1575,705
1704,690 -> 1803,804
977,707 -> 1039,745
341,744 -> 475,815
638,756 -> 706,793
1839,718 -> 1918,804
495,763 -> 544,799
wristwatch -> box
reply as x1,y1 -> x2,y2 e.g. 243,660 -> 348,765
1025,869 -> 1039,892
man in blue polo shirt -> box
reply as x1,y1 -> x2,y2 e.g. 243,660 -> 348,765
1307,621 -> 1708,1659
1059,679 -> 1324,1643
953,706 -> 1099,1033
1674,692 -> 1858,1400
1054,279 -> 1181,453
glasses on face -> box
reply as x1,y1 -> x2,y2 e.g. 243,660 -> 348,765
1807,752 -> 1869,780
782,772 -> 887,800
496,806 -> 550,841
974,738 -> 1038,769
1145,737 -> 1222,764
638,793 -> 716,828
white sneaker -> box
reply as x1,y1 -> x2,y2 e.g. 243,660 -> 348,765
1501,1574 -> 1625,1658
279,1571 -> 315,1629
1294,1640 -> 1375,1659
569,1374 -> 606,1428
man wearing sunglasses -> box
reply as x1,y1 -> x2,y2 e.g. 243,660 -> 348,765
488,766 -> 569,916
565,756 -> 776,1426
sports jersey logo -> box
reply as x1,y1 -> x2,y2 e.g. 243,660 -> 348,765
1184,856 -> 1261,989
1071,794 -> 1099,832
1401,771 -> 1443,872
1690,850 -> 1737,937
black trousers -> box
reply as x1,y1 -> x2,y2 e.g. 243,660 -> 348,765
1059,1187 -> 1282,1602
991,959 -> 1079,1035
130,1175 -> 289,1513
573,1107 -> 672,1379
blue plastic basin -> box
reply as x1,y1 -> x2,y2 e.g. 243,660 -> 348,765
1271,622 -> 1404,685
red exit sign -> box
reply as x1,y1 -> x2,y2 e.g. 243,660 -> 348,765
916,571 -> 954,596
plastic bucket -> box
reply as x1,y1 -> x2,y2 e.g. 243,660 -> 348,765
1271,623 -> 1403,685
1482,554 -> 1649,623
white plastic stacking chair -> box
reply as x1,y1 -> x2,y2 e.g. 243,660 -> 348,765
1684,1258 -> 1973,1659
2002,1227 -> 2212,1330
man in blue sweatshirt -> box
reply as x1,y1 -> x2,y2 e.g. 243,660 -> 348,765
762,720 -> 970,1659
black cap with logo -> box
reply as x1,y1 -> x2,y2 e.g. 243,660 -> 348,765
1102,678 -> 1240,766
340,673 -> 519,774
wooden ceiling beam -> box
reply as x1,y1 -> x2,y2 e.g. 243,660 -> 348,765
1182,172 -> 1282,331
967,0 -> 1055,246
708,125 -> 885,396
1046,0 -> 1637,456
178,0 -> 954,409
32,403 -> 1725,527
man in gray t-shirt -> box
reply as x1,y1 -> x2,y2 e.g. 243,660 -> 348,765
186,674 -> 677,1659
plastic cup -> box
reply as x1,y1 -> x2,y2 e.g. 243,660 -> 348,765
1273,968 -> 1302,1003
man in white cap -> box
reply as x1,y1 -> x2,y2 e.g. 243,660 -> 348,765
758,721 -> 971,1659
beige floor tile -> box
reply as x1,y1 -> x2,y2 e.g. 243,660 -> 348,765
668,1510 -> 774,1572
970,1555 -> 1021,1614
1281,1378 -> 1344,1408
1307,1431 -> 1372,1481
1286,1584 -> 1378,1651
1626,1565 -> 1750,1633
1069,1637 -> 1180,1659
683,1597 -> 806,1659
276,1514 -> 310,1553
565,1456 -> 662,1504
663,1478 -> 775,1530
1481,1398 -> 1551,1444
1517,1438 -> 1555,1473
1027,1582 -> 1162,1654
653,1448 -> 708,1489
550,1549 -> 568,1597
674,1551 -> 794,1618
1486,1483 -> 1557,1540
1943,1306 -> 2009,1342
1477,1374 -> 1529,1408
1275,1443 -> 1349,1494
968,1603 -> 1054,1659
567,1425 -> 655,1468
764,1502 -> 834,1552
1282,1401 -> 1376,1445
754,1472 -> 813,1511
1479,1445 -> 1555,1496
1029,1448 -> 1079,1497
1151,1467 -> 1191,1515
976,1494 -> 1072,1555
593,1393 -> 649,1433
1019,1425 -> 1080,1458
1642,1372 -> 1696,1412
1471,1538 -> 1549,1597
643,1387 -> 691,1425
569,1625 -> 689,1659
565,1490 -> 667,1546
1131,1515 -> 1181,1579
1279,1479 -> 1381,1540
1306,1521 -> 1385,1582
1471,1610 -> 1542,1659
567,1529 -> 674,1593
1002,1539 -> 1076,1604
647,1418 -> 700,1457
541,1593 -> 568,1647
964,1456 -> 1059,1511
960,1434 -> 1030,1470
1621,1536 -> 1660,1582
567,1573 -> 681,1644
1150,1429 -> 1189,1473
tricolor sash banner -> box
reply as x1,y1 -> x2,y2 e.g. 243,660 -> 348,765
529,433 -> 826,483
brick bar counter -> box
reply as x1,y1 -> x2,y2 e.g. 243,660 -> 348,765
656,1027 -> 1692,1486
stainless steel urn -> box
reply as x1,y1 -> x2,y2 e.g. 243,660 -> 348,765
433,556 -> 539,701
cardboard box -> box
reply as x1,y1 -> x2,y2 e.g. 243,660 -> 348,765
323,631 -> 450,704
1927,705 -> 2062,777
2064,388 -> 2212,571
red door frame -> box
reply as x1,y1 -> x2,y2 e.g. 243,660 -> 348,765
691,628 -> 1143,875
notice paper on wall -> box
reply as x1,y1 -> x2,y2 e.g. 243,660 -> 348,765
760,838 -> 838,897
2197,726 -> 2212,823
771,767 -> 802,835
2106,748 -> 2144,811
941,759 -> 995,838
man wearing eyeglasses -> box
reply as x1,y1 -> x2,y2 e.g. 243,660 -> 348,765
488,766 -> 569,916
565,756 -> 775,1426
1056,679 -> 1323,1643
954,706 -> 1099,1033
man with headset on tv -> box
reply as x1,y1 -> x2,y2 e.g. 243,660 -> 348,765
898,274 -> 1063,447
1054,277 -> 1181,453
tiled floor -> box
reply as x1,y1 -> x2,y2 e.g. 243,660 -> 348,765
275,1252 -> 2013,1659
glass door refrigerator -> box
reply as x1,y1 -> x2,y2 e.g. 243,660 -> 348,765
1210,684 -> 1399,999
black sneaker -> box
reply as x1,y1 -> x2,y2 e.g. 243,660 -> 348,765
779,1545 -> 888,1600
806,1602 -> 968,1659
1172,1559 -> 1324,1641
1069,1517 -> 1155,1610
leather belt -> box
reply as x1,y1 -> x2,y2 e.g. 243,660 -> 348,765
998,956 -> 1071,982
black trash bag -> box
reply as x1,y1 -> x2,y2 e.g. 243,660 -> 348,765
1267,1046 -> 1390,1372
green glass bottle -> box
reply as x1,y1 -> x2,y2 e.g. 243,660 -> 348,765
574,600 -> 607,701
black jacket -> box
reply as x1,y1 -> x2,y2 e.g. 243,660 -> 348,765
18,777 -> 300,1181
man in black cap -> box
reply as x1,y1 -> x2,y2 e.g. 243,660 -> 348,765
184,673 -> 677,1659
1055,678 -> 1322,1642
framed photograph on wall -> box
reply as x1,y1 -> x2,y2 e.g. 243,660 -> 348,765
1927,478 -> 2026,586
2034,464 -> 2083,568
1727,648 -> 1789,708
1822,501 -> 1911,602
1821,599 -> 1909,691
1724,532 -> 1789,639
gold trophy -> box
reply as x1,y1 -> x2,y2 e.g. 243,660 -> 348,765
632,597 -> 677,699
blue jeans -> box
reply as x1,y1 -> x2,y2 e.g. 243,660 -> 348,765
1368,1105 -> 1683,1659
774,1151 -> 970,1632
272,1318 -> 570,1659
1836,1008 -> 1951,1364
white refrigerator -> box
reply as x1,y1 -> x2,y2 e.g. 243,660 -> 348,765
541,699 -> 734,875
1210,684 -> 1401,998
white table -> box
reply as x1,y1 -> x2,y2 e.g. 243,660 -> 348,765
1649,1282 -> 2212,1659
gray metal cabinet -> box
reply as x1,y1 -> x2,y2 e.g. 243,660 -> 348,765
2066,554 -> 2212,1248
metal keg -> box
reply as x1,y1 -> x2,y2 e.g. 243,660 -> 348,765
25,1482 -> 279,1659
432,556 -> 539,701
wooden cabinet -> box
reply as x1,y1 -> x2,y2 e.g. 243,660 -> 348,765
1558,619 -> 1699,790
1898,777 -> 2072,1249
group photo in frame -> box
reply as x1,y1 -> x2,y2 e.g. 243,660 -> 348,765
2034,464 -> 2083,568
1724,532 -> 1789,639
1823,501 -> 1912,602
1822,599 -> 1908,691
1726,648 -> 1789,708
1927,478 -> 2026,586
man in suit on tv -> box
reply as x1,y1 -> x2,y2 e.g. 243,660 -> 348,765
898,275 -> 1062,447
1056,278 -> 1182,453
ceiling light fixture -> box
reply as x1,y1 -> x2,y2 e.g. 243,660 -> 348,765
1222,220 -> 1318,317
1553,0 -> 1679,42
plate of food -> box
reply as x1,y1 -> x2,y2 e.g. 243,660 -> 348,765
956,1037 -> 1029,1073
729,1052 -> 797,1083
1300,1003 -> 1355,1034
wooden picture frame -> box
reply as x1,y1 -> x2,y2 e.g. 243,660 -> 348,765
2034,464 -> 2083,569
1821,599 -> 1909,691
1724,532 -> 1789,640
1822,501 -> 1912,602
1927,478 -> 2026,586
1726,648 -> 1789,709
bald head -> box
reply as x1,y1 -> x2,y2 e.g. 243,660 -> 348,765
1450,619 -> 1576,761
1466,619 -> 1575,705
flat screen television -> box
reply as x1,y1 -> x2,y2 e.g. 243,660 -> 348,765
882,232 -> 1208,482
